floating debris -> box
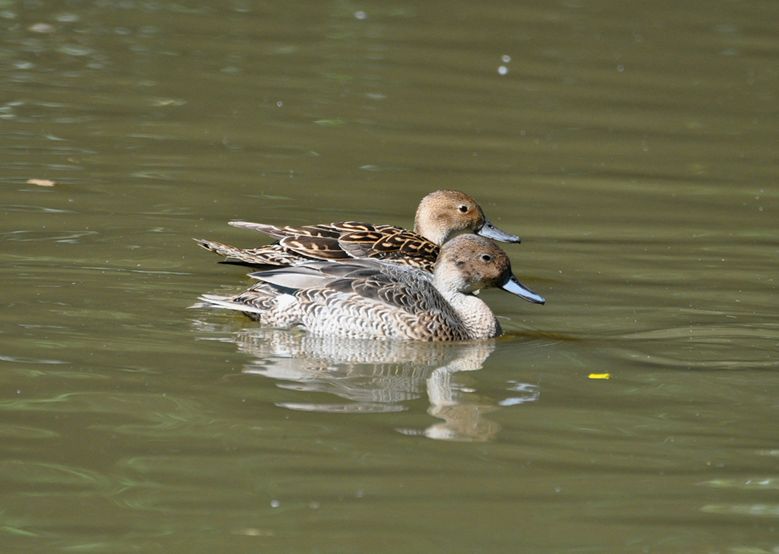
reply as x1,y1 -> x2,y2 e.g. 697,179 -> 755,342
26,178 -> 56,187
28,23 -> 55,34
588,372 -> 612,380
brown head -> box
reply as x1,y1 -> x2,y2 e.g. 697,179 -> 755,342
413,190 -> 521,246
433,234 -> 544,303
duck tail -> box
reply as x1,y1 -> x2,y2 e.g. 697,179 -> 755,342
193,238 -> 245,258
228,221 -> 286,238
194,238 -> 299,267
194,294 -> 267,317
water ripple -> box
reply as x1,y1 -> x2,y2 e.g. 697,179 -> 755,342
701,503 -> 779,518
0,354 -> 68,365
0,230 -> 98,243
2,204 -> 72,214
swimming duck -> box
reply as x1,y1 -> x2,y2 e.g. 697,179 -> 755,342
194,190 -> 520,271
197,234 -> 544,341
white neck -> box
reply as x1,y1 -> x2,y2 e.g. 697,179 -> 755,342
414,220 -> 447,245
434,281 -> 501,340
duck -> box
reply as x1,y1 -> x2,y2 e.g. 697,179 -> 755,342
194,190 -> 520,271
197,234 -> 544,341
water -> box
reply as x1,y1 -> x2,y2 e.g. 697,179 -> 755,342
1,1 -> 777,552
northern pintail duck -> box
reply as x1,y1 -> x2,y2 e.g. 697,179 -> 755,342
195,190 -> 520,271
197,235 -> 544,341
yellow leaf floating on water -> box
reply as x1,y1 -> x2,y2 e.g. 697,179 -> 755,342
588,373 -> 612,380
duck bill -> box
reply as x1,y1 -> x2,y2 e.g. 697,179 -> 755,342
501,275 -> 545,304
477,220 -> 521,244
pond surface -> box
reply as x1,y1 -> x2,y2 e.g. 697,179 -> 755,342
1,0 -> 778,552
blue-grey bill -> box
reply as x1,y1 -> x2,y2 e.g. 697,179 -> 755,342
501,275 -> 545,304
477,220 -> 521,243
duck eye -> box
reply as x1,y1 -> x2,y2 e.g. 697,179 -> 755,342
481,254 -> 492,262
458,205 -> 468,213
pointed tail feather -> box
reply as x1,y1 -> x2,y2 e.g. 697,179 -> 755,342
195,238 -> 303,267
228,221 -> 286,238
194,238 -> 246,258
196,294 -> 266,316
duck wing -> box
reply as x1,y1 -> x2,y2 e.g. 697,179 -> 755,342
277,235 -> 354,261
194,238 -> 309,266
337,225 -> 439,271
270,222 -> 387,262
325,263 -> 441,316
250,261 -> 440,316
246,260 -> 379,290
222,221 -> 381,262
229,220 -> 374,239
208,221 -> 437,269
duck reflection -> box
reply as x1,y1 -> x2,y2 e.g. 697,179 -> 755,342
195,323 -> 540,442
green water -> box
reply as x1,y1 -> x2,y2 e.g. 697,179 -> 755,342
1,1 -> 777,552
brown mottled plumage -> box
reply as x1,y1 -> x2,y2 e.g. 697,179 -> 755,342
197,235 -> 544,341
194,190 -> 520,271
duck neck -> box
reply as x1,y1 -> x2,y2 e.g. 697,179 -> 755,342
414,215 -> 449,245
433,279 -> 501,340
